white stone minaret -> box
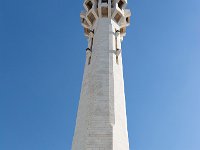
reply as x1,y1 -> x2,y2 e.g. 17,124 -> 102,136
72,0 -> 131,149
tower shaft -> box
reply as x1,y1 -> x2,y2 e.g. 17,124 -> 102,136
72,1 -> 131,150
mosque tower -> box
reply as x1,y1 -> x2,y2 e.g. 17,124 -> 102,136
72,0 -> 131,149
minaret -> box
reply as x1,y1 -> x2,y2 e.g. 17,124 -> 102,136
72,0 -> 131,149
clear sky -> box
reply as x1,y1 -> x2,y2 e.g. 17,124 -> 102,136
0,0 -> 200,150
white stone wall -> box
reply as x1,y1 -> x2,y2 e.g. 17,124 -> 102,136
72,18 -> 129,150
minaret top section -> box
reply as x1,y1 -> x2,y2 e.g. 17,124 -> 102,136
80,0 -> 131,38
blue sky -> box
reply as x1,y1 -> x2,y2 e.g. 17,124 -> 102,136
0,0 -> 200,150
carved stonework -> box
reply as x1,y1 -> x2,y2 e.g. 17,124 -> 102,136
80,0 -> 131,38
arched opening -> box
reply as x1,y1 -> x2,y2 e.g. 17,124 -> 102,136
118,0 -> 125,9
86,1 -> 93,10
102,0 -> 108,3
126,17 -> 130,23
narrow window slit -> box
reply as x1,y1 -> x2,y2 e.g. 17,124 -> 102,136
86,48 -> 92,65
97,0 -> 99,8
116,56 -> 119,64
115,37 -> 118,51
89,30 -> 94,50
90,37 -> 94,50
88,56 -> 91,65
111,0 -> 114,8
115,30 -> 120,65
